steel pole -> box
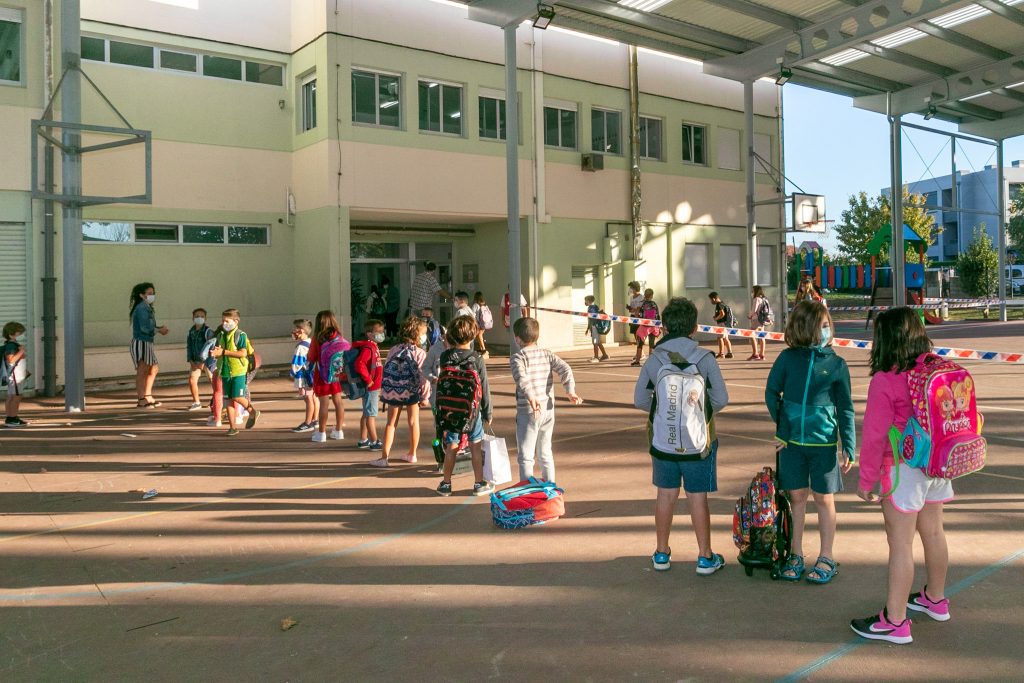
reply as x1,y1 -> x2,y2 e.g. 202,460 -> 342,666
997,141 -> 1007,321
890,111 -> 905,305
60,0 -> 85,411
504,24 -> 522,354
42,0 -> 57,397
744,81 -> 758,288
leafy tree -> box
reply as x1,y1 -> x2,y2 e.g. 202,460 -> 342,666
1008,184 -> 1024,249
957,226 -> 999,298
833,189 -> 938,265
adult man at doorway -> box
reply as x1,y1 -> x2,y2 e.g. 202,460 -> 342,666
409,261 -> 451,316
380,276 -> 401,338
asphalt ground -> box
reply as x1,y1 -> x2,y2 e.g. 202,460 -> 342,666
2,321 -> 1022,682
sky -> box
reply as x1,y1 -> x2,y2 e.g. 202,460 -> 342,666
781,85 -> 1024,253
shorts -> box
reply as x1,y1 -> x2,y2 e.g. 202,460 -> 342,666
443,414 -> 484,447
314,381 -> 341,398
129,339 -> 157,368
3,375 -> 20,396
296,386 -> 314,398
778,444 -> 844,494
222,375 -> 247,400
361,389 -> 380,417
884,463 -> 954,513
651,439 -> 718,493
590,327 -> 602,344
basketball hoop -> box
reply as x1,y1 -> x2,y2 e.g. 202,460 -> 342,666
800,219 -> 834,235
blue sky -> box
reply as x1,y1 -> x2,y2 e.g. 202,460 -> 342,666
782,85 -> 1024,253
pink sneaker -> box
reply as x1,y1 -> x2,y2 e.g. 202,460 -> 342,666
907,587 -> 950,622
850,609 -> 913,645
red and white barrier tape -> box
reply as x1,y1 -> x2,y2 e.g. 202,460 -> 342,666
532,306 -> 1024,364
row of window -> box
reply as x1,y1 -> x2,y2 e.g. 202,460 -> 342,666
83,222 -> 270,246
80,35 -> 285,86
683,243 -> 776,288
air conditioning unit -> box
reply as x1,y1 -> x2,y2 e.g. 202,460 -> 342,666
581,153 -> 604,172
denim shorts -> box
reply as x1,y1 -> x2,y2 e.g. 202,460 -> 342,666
651,440 -> 718,493
443,414 -> 484,446
361,389 -> 380,417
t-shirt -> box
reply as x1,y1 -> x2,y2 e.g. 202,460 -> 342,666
410,272 -> 443,311
291,339 -> 313,389
714,302 -> 735,326
2,339 -> 26,385
216,328 -> 252,379
510,346 -> 575,413
454,305 -> 474,319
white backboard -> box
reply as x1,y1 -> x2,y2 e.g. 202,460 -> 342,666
792,193 -> 826,233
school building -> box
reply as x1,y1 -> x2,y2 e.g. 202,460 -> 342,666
0,0 -> 784,389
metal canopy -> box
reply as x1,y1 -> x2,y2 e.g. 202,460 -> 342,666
460,0 -> 1024,140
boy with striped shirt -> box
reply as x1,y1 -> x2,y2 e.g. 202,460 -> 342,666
510,317 -> 583,483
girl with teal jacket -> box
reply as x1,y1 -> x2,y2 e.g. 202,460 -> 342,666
765,301 -> 856,584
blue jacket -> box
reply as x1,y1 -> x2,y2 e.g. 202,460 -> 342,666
131,303 -> 156,342
765,346 -> 856,456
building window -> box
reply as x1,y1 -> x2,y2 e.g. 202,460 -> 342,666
479,95 -> 507,140
82,221 -> 269,245
639,116 -> 662,161
419,80 -> 463,135
682,123 -> 707,165
924,191 -> 939,208
81,36 -> 105,63
719,244 -> 743,288
228,226 -> 269,245
183,225 -> 225,244
134,224 -> 179,242
591,108 -> 621,154
0,9 -> 19,84
110,40 -> 154,69
757,245 -> 775,286
301,75 -> 317,132
684,243 -> 710,288
352,69 -> 401,128
204,55 -> 242,80
544,105 -> 577,149
160,50 -> 197,73
245,61 -> 283,86
82,221 -> 131,243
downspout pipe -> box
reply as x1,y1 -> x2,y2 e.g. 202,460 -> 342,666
42,0 -> 57,397
504,23 -> 523,353
887,93 -> 906,306
744,81 -> 758,289
628,45 -> 642,261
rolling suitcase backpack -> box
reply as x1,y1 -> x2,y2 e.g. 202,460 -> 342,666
732,449 -> 793,579
490,478 -> 565,529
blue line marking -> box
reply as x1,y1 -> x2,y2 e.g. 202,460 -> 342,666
774,548 -> 1024,683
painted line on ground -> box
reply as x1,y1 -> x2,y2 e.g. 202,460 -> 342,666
774,547 -> 1024,683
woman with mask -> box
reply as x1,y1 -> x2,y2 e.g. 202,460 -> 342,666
129,282 -> 169,408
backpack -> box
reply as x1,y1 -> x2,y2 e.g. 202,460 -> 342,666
732,465 -> 793,578
425,318 -> 444,347
756,297 -> 773,326
380,344 -> 424,405
595,312 -> 611,336
370,294 -> 386,316
640,300 -> 659,322
221,330 -> 258,380
0,355 -> 11,387
490,478 -> 565,529
476,305 -> 494,331
889,353 -> 986,481
318,335 -> 351,384
648,350 -> 714,460
340,345 -> 377,401
435,354 -> 483,434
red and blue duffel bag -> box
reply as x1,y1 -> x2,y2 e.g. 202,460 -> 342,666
490,478 -> 565,529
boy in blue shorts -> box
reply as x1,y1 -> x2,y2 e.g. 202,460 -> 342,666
634,297 -> 729,575
352,319 -> 385,450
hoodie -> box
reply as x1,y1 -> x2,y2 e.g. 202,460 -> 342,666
351,339 -> 383,392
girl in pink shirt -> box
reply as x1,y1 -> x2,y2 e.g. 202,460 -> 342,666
851,308 -> 952,645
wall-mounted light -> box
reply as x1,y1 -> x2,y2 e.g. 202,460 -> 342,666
278,99 -> 286,110
924,103 -> 938,120
775,65 -> 792,86
534,3 -> 555,30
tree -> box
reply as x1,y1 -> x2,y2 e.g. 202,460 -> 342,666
1008,184 -> 1024,249
833,189 -> 938,265
957,226 -> 999,298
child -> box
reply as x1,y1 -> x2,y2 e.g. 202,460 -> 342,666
420,306 -> 444,350
851,308 -> 951,645
471,291 -> 492,359
372,316 -> 431,467
352,319 -> 385,451
424,329 -> 448,409
2,321 -> 29,427
453,291 -> 474,319
707,292 -> 735,359
436,315 -> 493,496
765,300 -> 855,585
631,289 -> 660,367
510,317 -> 583,483
186,308 -> 213,411
585,295 -> 609,364
747,285 -> 772,361
208,309 -> 260,436
633,297 -> 729,575
290,319 -> 319,433
308,310 -> 348,443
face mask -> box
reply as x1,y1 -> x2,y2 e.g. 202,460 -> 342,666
418,334 -> 427,345
145,294 -> 156,304
194,317 -> 205,326
15,334 -> 26,343
222,320 -> 237,332
818,326 -> 832,347
372,332 -> 386,343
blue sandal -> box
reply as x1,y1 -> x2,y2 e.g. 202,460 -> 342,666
806,556 -> 839,584
780,554 -> 804,581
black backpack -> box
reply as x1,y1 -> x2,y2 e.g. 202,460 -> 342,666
434,354 -> 483,434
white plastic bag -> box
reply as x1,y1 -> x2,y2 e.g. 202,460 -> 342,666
482,433 -> 513,485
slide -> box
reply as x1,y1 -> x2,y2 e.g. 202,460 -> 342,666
909,291 -> 943,325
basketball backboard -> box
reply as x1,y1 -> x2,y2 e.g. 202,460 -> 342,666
792,193 -> 827,233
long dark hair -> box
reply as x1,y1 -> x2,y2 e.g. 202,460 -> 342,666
129,282 -> 154,319
314,309 -> 340,342
870,307 -> 932,375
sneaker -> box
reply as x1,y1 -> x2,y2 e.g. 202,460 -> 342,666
4,417 -> 28,428
399,454 -> 417,463
482,351 -> 490,360
600,355 -> 609,361
235,412 -> 246,425
630,360 -> 641,367
590,358 -> 600,364
850,609 -> 913,645
746,354 -> 759,361
356,439 -> 372,449
292,422 -> 312,433
309,420 -> 319,430
368,457 -> 390,468
227,428 -> 240,437
329,429 -> 344,440
369,441 -> 383,451
436,480 -> 453,497
188,402 -> 203,411
652,550 -> 671,572
311,431 -> 327,443
907,587 -> 950,622
725,352 -> 734,359
695,552 -> 725,576
473,481 -> 495,497
245,408 -> 261,429
206,416 -> 222,427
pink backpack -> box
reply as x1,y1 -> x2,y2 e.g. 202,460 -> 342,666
891,353 -> 986,480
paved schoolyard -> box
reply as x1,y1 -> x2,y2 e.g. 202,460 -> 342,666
2,322 -> 1022,681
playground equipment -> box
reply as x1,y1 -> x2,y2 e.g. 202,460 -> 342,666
866,223 -> 940,326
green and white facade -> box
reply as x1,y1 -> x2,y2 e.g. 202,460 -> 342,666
0,0 -> 784,388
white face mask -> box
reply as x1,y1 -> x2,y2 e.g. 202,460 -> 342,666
372,332 -> 386,343
193,317 -> 205,326
818,326 -> 832,347
418,334 -> 427,345
145,294 -> 156,304
222,320 -> 237,332
15,334 -> 26,343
